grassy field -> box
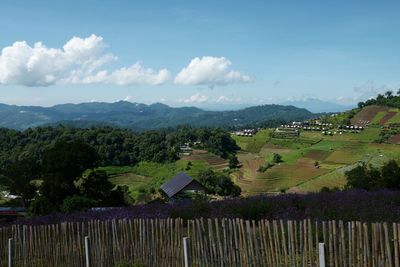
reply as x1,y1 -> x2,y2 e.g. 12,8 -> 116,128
232,129 -> 271,153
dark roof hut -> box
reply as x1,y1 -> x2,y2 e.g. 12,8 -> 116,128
160,172 -> 205,198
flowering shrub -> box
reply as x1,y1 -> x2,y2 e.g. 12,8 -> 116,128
3,190 -> 400,226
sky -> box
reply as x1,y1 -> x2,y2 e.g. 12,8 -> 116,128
0,0 -> 399,109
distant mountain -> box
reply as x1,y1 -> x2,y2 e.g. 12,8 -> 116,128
280,98 -> 355,113
0,101 -> 317,130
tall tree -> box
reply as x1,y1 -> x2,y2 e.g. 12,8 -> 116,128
0,157 -> 39,207
40,141 -> 99,206
79,170 -> 114,205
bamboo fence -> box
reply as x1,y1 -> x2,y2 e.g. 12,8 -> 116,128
0,218 -> 399,267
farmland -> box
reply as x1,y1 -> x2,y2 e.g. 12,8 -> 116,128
231,105 -> 400,195
102,105 -> 400,198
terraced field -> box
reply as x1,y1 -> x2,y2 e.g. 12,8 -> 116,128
351,105 -> 388,126
232,109 -> 400,195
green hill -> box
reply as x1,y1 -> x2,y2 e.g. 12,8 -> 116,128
0,101 -> 316,130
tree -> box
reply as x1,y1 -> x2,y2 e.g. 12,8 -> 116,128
228,155 -> 239,169
385,90 -> 393,98
0,157 -> 39,207
61,195 -> 93,213
345,164 -> 382,190
79,170 -> 114,205
314,161 -> 320,168
40,141 -> 99,207
345,161 -> 400,191
273,153 -> 283,163
197,169 -> 241,196
381,160 -> 400,189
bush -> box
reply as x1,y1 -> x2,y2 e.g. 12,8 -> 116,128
272,153 -> 283,163
235,199 -> 271,220
258,163 -> 274,172
28,196 -> 54,216
197,169 -> 241,196
228,155 -> 239,169
61,195 -> 92,213
169,198 -> 211,220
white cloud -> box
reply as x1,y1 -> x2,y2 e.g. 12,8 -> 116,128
353,82 -> 389,99
178,93 -> 208,103
0,34 -> 170,86
174,56 -> 251,86
215,95 -> 241,103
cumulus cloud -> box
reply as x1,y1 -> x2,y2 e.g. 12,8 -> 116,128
0,34 -> 170,86
178,93 -> 208,103
174,56 -> 251,86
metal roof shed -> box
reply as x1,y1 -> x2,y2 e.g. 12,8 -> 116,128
160,171 -> 205,198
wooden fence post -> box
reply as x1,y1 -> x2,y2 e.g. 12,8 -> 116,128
319,243 -> 326,267
183,237 -> 190,267
8,238 -> 12,267
85,236 -> 90,267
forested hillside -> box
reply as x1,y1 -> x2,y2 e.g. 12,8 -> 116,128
0,101 -> 316,130
0,126 -> 239,170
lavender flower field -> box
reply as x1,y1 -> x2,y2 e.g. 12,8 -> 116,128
4,190 -> 400,226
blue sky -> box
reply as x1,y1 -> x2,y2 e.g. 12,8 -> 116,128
0,0 -> 399,108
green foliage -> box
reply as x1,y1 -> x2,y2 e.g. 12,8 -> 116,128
185,161 -> 192,170
0,125 -> 238,170
40,141 -> 98,206
381,160 -> 400,189
345,160 -> 400,190
358,90 -> 400,109
272,153 -> 283,163
79,170 -> 114,205
320,186 -> 340,193
61,195 -> 93,213
228,155 -> 239,169
0,157 -> 40,207
257,162 -> 274,173
197,169 -> 241,196
28,196 -> 54,216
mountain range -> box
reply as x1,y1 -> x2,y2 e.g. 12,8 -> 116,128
0,101 -> 317,130
280,98 -> 354,113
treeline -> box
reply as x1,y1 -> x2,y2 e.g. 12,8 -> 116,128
0,125 -> 239,170
358,89 -> 400,108
0,141 -> 131,215
345,160 -> 400,191
0,125 -> 240,215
